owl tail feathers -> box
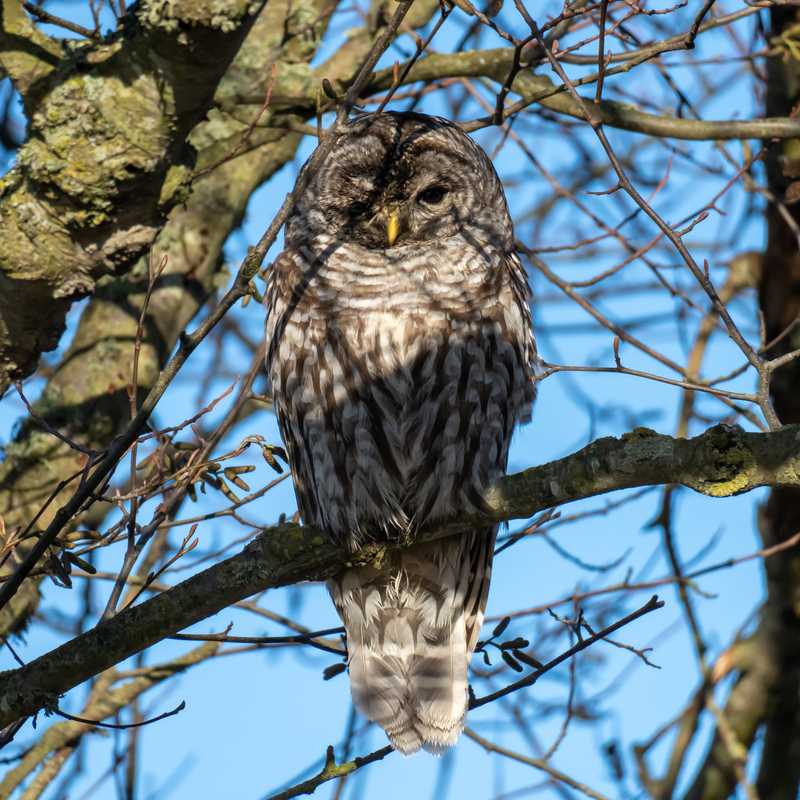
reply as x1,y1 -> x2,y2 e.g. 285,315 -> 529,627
348,645 -> 469,755
375,703 -> 464,756
328,531 -> 495,756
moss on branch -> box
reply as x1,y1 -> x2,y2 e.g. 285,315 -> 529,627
268,744 -> 394,800
489,423 -> 800,519
0,0 -> 63,95
0,0 -> 261,392
0,423 -> 797,728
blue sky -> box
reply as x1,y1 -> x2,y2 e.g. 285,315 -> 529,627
0,2 -> 776,798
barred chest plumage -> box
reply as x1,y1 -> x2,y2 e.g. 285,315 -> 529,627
266,233 -> 534,548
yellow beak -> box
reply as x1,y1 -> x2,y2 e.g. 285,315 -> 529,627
386,211 -> 401,247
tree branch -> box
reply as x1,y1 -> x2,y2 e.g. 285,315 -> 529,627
464,728 -> 611,800
0,424 -> 797,728
0,0 -> 262,392
344,50 -> 800,141
0,0 -> 63,95
267,745 -> 394,800
0,642 -> 218,796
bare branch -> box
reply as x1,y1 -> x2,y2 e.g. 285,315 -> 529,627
0,424 -> 798,728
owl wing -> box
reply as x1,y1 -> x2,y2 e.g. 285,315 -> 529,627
504,250 -> 538,422
265,249 -> 324,526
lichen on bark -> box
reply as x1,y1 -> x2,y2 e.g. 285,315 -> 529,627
0,0 -> 261,392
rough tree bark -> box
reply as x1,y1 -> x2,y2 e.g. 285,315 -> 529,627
755,6 -> 800,796
0,0 -> 265,392
681,9 -> 800,799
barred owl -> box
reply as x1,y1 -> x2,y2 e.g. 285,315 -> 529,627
265,112 -> 536,754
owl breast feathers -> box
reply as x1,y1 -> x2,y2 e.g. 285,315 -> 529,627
266,111 -> 536,754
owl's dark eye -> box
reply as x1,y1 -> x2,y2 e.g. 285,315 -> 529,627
418,185 -> 448,206
347,200 -> 370,218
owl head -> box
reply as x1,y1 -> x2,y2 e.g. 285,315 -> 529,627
286,112 -> 513,252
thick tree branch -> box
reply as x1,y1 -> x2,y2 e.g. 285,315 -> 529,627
0,0 -> 261,392
0,423 -> 797,729
681,634 -> 776,800
0,0 -> 62,95
377,53 -> 800,140
257,46 -> 800,142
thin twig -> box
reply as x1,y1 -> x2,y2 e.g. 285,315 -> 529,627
265,745 -> 393,800
22,2 -> 99,39
465,728 -> 612,800
471,596 -> 665,708
54,701 -> 186,731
